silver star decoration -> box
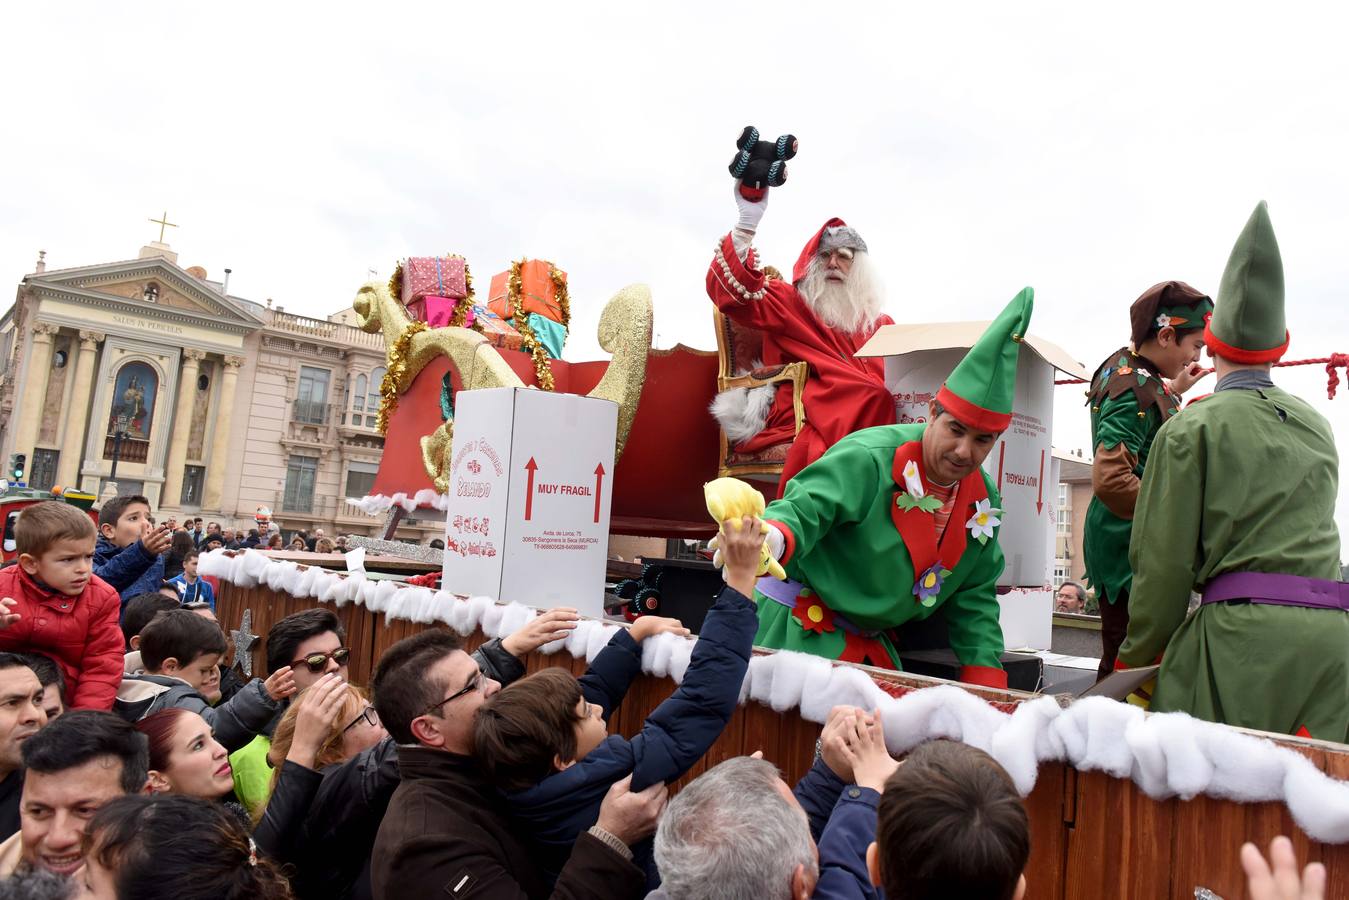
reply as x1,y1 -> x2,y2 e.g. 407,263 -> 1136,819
231,609 -> 260,677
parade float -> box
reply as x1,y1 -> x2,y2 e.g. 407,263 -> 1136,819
201,256 -> 1349,900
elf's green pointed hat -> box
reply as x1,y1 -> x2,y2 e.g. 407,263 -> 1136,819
936,287 -> 1034,432
1205,201 -> 1289,363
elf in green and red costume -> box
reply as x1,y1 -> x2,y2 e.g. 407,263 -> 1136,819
1082,281 -> 1213,680
1117,202 -> 1349,741
730,288 -> 1034,690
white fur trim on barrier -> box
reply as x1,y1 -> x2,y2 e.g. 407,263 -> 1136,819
199,549 -> 1349,844
347,490 -> 452,516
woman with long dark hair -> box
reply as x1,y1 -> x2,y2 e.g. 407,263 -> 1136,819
80,794 -> 293,899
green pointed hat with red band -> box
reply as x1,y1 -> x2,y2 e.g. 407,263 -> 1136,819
1206,201 -> 1289,363
936,287 -> 1034,433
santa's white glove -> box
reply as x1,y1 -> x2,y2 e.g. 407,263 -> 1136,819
734,181 -> 768,234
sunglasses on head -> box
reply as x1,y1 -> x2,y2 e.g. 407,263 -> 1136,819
290,647 -> 351,674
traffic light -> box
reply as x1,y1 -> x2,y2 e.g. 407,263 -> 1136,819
9,454 -> 24,482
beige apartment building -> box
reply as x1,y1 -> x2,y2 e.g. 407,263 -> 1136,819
0,239 -> 438,542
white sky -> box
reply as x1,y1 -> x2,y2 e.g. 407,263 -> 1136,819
3,2 -> 1348,543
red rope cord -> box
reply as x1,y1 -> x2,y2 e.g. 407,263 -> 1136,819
1056,353 -> 1349,399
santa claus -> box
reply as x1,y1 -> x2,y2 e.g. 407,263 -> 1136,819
707,185 -> 895,496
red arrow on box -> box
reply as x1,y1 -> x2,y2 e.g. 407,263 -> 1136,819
593,463 -> 606,523
1036,450 -> 1045,515
524,457 -> 538,521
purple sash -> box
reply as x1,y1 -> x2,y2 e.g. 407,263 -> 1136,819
1201,572 -> 1349,612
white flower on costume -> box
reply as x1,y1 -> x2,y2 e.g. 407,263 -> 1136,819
1156,314 -> 1173,328
902,460 -> 925,498
966,498 -> 1003,543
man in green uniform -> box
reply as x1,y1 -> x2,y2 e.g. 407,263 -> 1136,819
1083,282 -> 1212,679
1117,202 -> 1349,741
739,287 -> 1034,690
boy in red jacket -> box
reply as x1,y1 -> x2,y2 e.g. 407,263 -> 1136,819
0,501 -> 123,710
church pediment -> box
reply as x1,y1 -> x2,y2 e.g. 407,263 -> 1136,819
26,258 -> 262,329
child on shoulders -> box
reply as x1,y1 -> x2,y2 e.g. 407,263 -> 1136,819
93,495 -> 174,611
0,501 -> 123,710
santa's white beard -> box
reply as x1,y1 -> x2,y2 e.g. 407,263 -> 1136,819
797,253 -> 885,335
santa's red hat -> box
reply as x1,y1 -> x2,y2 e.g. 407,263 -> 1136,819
792,219 -> 869,284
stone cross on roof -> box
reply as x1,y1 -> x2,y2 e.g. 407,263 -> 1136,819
148,210 -> 178,243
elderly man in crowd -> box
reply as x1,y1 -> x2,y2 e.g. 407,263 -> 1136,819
1054,582 -> 1087,614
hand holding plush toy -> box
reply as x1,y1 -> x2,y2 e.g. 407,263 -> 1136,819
728,125 -> 798,201
704,477 -> 787,581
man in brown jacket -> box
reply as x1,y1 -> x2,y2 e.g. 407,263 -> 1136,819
370,629 -> 665,899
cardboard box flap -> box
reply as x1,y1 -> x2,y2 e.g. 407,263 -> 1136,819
856,322 -> 1090,380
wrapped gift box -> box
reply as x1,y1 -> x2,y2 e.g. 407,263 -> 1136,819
401,256 -> 468,305
527,312 -> 567,359
472,308 -> 523,351
487,260 -> 566,324
406,295 -> 463,328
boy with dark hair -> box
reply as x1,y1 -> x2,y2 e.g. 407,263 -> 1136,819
474,516 -> 763,885
1083,281 -> 1212,678
867,740 -> 1030,900
0,501 -> 123,711
119,594 -> 179,654
166,550 -> 214,609
0,710 -> 149,878
18,655 -> 63,722
93,494 -> 173,609
115,610 -> 293,751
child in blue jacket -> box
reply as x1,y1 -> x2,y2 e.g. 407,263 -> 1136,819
473,515 -> 764,887
93,495 -> 172,610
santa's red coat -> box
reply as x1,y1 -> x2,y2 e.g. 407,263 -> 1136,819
707,224 -> 895,496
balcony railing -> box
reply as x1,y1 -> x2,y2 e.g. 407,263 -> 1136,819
103,435 -> 150,463
292,400 -> 332,426
268,310 -> 384,351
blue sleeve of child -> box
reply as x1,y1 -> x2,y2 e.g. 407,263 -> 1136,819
93,540 -> 156,592
627,586 -> 757,792
794,757 -> 848,843
577,629 -> 643,720
812,787 -> 881,900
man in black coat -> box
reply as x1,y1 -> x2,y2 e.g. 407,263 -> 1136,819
369,629 -> 664,899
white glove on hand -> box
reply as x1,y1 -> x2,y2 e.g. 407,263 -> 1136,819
734,181 -> 768,234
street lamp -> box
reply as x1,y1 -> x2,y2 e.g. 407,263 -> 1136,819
108,413 -> 131,484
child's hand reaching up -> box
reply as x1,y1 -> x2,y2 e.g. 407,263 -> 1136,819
263,665 -> 297,702
840,708 -> 899,792
0,598 -> 20,631
628,615 -> 691,643
718,516 -> 765,599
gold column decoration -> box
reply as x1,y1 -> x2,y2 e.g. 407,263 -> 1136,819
11,322 -> 59,470
202,356 -> 243,511
54,330 -> 104,487
161,349 -> 205,508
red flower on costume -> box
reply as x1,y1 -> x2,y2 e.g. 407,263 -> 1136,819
792,596 -> 836,634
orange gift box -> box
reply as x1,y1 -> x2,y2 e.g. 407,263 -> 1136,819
487,260 -> 566,324
472,309 -> 523,351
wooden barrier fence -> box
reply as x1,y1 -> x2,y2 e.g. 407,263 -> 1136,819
217,582 -> 1349,900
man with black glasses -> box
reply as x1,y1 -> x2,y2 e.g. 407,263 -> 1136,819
371,628 -> 666,899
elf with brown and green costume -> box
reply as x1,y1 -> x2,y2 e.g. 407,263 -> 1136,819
1117,202 -> 1349,741
741,288 -> 1034,689
1083,281 -> 1213,679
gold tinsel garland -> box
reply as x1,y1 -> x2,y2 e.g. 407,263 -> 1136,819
505,259 -> 569,392
376,320 -> 429,434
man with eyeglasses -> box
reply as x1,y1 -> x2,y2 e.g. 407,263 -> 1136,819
244,606 -> 583,899
371,628 -> 665,899
1054,582 -> 1087,614
707,183 -> 895,497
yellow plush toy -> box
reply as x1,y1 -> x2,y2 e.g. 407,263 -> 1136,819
703,477 -> 787,581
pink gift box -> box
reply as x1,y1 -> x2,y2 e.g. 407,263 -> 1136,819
401,256 -> 467,304
406,295 -> 461,328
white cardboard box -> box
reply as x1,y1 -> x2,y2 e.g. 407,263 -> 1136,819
442,388 -> 618,617
857,322 -> 1087,589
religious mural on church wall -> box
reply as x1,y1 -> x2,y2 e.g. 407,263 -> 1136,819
108,362 -> 157,439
